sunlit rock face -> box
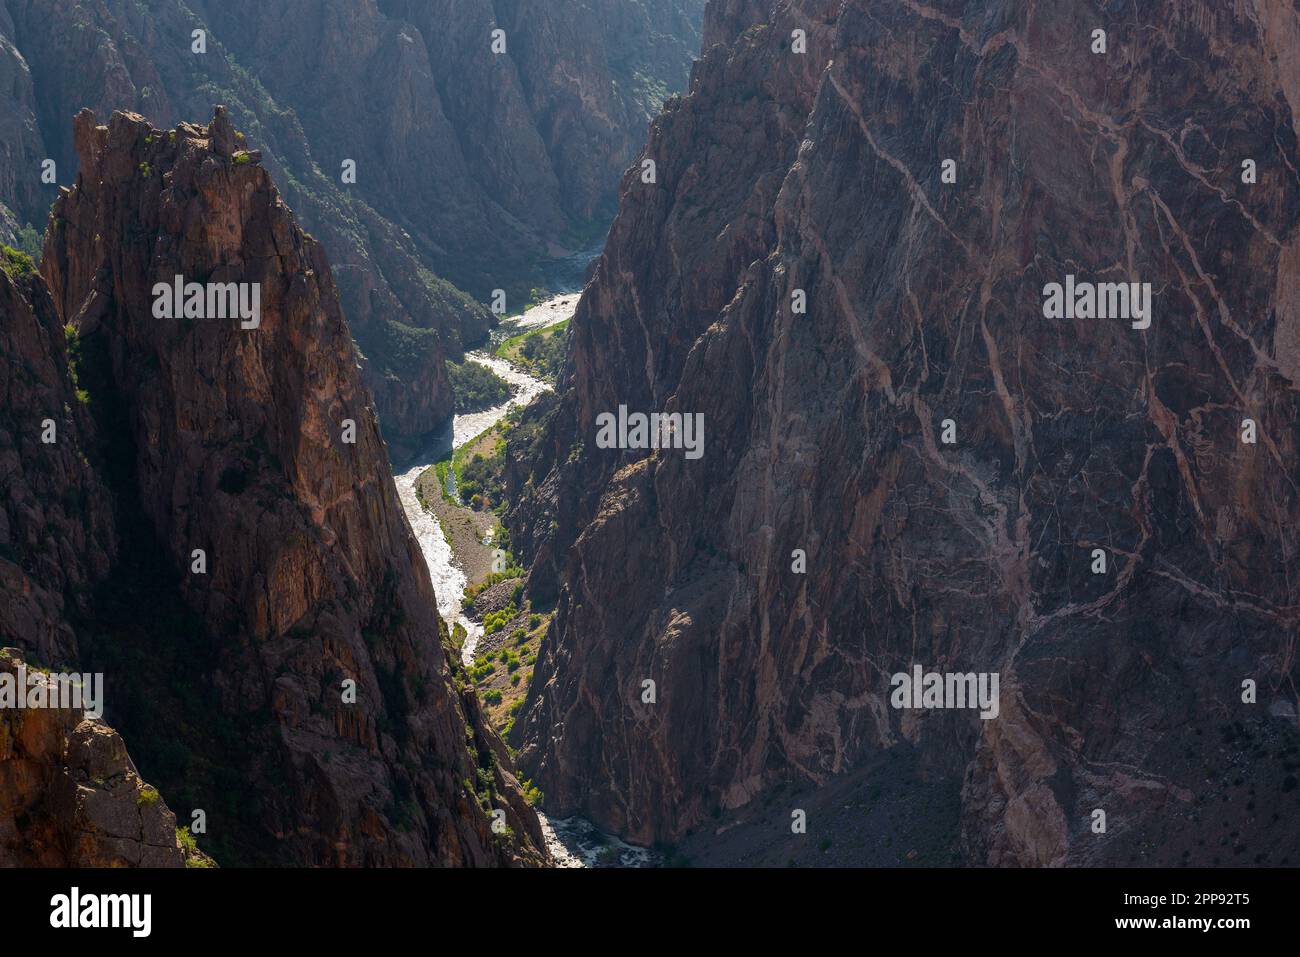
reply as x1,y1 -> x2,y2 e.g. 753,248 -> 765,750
508,0 -> 1300,866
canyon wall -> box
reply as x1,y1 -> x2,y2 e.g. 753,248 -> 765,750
0,250 -> 183,866
2,106 -> 545,866
509,0 -> 1300,865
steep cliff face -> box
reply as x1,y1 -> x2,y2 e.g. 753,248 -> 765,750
0,253 -> 114,668
510,0 -> 1300,865
0,0 -> 706,445
0,2 -> 42,249
33,106 -> 545,866
195,0 -> 706,287
0,257 -> 182,867
0,649 -> 187,867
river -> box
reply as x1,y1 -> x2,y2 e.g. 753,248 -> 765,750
390,294 -> 657,867
393,348 -> 552,667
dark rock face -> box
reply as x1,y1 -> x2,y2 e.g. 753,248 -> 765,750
22,107 -> 545,866
0,0 -> 706,445
188,0 -> 707,294
509,0 -> 1300,866
0,256 -> 114,668
0,265 -> 177,867
0,251 -> 176,868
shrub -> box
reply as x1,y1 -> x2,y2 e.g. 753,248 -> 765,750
447,360 -> 511,413
14,224 -> 41,262
520,779 -> 543,806
1,245 -> 35,278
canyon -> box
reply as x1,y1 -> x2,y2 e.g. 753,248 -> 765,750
4,0 -> 1300,872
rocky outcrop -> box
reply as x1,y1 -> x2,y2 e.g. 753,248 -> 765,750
30,106 -> 545,866
0,649 -> 185,867
0,2 -> 43,250
508,0 -> 1300,866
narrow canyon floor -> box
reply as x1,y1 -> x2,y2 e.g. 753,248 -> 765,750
391,293 -> 659,867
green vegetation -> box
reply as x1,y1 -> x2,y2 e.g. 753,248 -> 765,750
469,591 -> 551,740
64,325 -> 91,404
1,244 -> 36,279
137,785 -> 160,807
462,565 -> 525,608
354,318 -> 443,381
232,150 -> 254,166
483,602 -> 518,636
459,444 -> 503,508
520,778 -> 543,806
433,459 -> 455,505
447,359 -> 512,413
449,407 -> 534,510
14,224 -> 42,262
176,826 -> 215,868
494,320 -> 568,381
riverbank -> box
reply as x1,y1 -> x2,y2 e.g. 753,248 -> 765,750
391,293 -> 660,867
391,300 -> 570,668
418,479 -> 496,584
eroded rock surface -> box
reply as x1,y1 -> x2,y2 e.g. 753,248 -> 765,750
509,0 -> 1300,865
